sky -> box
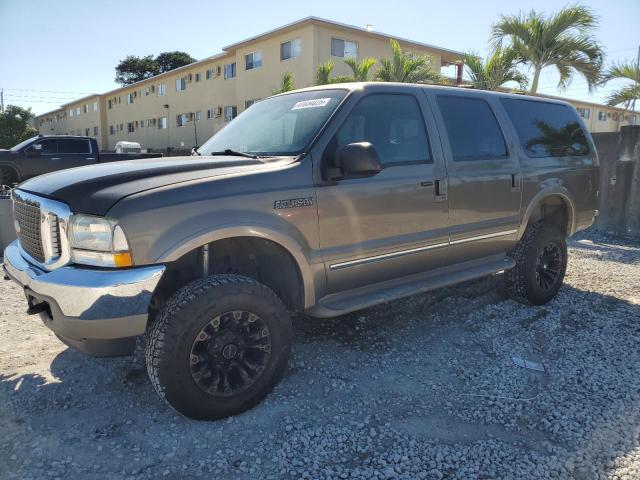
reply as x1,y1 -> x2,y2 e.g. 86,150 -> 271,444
0,0 -> 638,115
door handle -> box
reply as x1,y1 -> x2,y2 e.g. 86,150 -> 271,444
434,179 -> 447,202
86,157 -> 95,161
511,173 -> 522,192
51,157 -> 61,161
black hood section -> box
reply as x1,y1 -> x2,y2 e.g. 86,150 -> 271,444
18,155 -> 288,215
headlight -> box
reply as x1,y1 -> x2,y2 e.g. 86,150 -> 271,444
69,214 -> 133,268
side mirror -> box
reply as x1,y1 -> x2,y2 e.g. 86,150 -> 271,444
25,144 -> 42,157
336,142 -> 382,178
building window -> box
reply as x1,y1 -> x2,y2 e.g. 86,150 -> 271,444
83,104 -> 88,113
93,126 -> 98,136
127,122 -> 134,133
224,62 -> 236,79
76,107 -> 81,115
598,111 -> 607,121
224,106 -> 237,122
245,51 -> 262,70
176,78 -> 186,92
207,109 -> 213,120
157,84 -> 166,96
158,117 -> 167,129
195,72 -> 201,82
245,99 -> 260,109
127,93 -> 134,104
85,128 -> 90,136
176,113 -> 189,127
206,66 -> 221,79
108,99 -> 112,109
69,109 -> 74,117
576,107 -> 590,119
281,39 -> 301,61
331,37 -> 358,58
109,125 -> 115,135
195,111 -> 202,121
139,119 -> 145,128
92,101 -> 98,112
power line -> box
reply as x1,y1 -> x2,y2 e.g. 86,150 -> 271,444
5,87 -> 97,95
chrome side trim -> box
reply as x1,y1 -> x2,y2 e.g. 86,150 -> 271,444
450,229 -> 518,246
329,242 -> 449,271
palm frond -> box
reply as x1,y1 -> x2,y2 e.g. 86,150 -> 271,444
606,85 -> 639,108
375,39 -> 444,84
345,57 -> 377,81
316,60 -> 334,85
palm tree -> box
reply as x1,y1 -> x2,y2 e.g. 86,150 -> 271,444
316,60 -> 334,85
599,61 -> 640,108
345,57 -> 377,81
463,47 -> 528,91
491,5 -> 604,94
273,71 -> 295,94
375,39 -> 444,84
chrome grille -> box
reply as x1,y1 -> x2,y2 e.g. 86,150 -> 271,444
12,190 -> 71,270
14,197 -> 45,262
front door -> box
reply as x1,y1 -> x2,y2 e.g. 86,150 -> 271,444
316,91 -> 449,293
426,91 -> 522,264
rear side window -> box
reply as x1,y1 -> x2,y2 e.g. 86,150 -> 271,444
437,96 -> 507,161
330,94 -> 431,166
501,99 -> 590,157
57,139 -> 90,154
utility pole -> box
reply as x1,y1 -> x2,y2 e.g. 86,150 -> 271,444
192,112 -> 198,148
0,89 -> 4,113
632,45 -> 640,125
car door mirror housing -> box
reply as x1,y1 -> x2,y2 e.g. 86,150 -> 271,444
336,142 -> 382,178
26,144 -> 42,157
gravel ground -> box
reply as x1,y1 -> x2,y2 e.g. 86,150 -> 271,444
1,230 -> 639,480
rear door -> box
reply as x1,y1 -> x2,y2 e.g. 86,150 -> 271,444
427,91 -> 522,264
316,89 -> 449,293
56,138 -> 95,171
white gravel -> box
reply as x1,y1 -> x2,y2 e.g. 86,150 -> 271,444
1,230 -> 639,480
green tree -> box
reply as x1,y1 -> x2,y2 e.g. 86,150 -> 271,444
0,105 -> 37,149
115,55 -> 160,85
345,57 -> 377,81
375,39 -> 443,84
155,51 -> 197,73
273,71 -> 295,94
599,61 -> 640,108
316,60 -> 334,85
491,5 -> 604,94
463,47 -> 528,91
114,51 -> 196,86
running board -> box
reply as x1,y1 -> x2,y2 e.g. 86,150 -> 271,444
307,255 -> 515,318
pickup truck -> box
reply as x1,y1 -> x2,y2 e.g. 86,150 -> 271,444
3,83 -> 599,420
0,135 -> 160,186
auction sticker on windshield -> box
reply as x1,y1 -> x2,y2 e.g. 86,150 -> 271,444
291,98 -> 332,110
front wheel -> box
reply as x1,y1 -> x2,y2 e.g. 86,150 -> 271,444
505,222 -> 567,305
145,274 -> 292,420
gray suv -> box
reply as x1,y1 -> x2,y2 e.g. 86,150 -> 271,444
3,83 -> 599,420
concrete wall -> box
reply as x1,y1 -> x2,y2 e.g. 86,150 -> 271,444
593,126 -> 640,237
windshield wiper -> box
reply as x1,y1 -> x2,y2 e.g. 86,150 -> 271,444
209,149 -> 258,159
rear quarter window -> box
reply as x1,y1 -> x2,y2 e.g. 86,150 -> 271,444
501,99 -> 590,158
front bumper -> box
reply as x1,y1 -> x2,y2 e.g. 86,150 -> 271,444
3,241 -> 165,357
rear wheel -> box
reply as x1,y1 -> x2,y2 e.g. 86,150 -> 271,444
0,167 -> 19,187
505,222 -> 567,305
145,274 -> 292,420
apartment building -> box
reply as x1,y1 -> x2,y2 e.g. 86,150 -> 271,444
35,17 -> 463,151
35,17 -> 633,151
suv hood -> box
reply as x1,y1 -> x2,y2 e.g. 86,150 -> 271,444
18,155 -> 296,215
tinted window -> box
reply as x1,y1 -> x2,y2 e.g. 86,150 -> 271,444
437,96 -> 507,161
501,99 -> 590,157
57,139 -> 90,154
330,94 -> 431,166
37,139 -> 57,154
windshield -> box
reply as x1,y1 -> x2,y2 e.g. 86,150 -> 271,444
10,137 -> 38,151
198,89 -> 347,156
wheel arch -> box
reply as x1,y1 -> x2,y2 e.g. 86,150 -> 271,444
0,163 -> 21,185
518,187 -> 577,240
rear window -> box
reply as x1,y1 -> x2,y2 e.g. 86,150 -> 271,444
57,139 -> 90,154
437,96 -> 507,161
501,99 -> 590,157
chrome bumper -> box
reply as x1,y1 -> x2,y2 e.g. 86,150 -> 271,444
3,241 -> 165,356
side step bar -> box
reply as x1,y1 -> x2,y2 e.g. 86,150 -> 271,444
307,255 -> 514,318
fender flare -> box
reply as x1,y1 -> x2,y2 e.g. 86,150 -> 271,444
0,163 -> 21,183
156,225 -> 316,308
518,186 -> 577,240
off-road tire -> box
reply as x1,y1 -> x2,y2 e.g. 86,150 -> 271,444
0,167 -> 19,187
145,274 -> 292,420
505,222 -> 567,305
